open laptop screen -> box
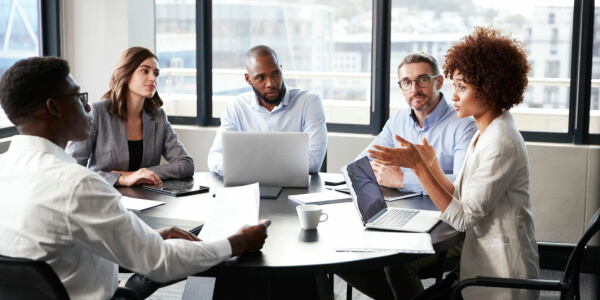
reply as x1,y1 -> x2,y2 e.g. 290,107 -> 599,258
345,157 -> 387,222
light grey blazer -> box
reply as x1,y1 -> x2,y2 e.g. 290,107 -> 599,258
66,100 -> 194,186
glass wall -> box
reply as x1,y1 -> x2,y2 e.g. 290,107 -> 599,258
0,0 -> 42,129
388,0 -> 573,133
590,9 -> 600,134
155,0 -> 373,125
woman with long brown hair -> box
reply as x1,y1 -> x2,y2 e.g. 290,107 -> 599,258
67,46 -> 193,186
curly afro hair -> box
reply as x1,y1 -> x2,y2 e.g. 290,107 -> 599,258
443,27 -> 530,111
0,56 -> 69,125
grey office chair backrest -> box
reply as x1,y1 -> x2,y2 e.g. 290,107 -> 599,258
0,255 -> 70,300
561,207 -> 600,299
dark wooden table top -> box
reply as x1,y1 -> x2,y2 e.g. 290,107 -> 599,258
118,172 -> 464,277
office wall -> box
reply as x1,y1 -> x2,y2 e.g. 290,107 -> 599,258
61,0 -> 154,103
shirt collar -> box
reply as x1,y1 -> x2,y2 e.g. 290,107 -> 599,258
8,135 -> 76,163
250,88 -> 289,112
408,92 -> 450,128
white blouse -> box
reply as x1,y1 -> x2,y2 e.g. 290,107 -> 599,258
441,112 -> 540,300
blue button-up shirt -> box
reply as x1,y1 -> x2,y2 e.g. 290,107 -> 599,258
208,88 -> 328,175
357,93 -> 476,194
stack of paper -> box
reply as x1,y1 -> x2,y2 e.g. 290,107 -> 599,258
288,190 -> 352,205
198,183 -> 260,241
334,231 -> 434,253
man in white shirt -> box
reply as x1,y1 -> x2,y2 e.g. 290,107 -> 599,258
0,57 -> 269,299
207,45 -> 328,175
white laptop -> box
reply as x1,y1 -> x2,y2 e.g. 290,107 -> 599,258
222,132 -> 309,188
341,157 -> 440,233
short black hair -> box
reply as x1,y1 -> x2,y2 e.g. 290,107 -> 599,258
0,56 -> 70,125
245,45 -> 279,67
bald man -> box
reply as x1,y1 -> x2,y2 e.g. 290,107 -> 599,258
207,45 -> 327,175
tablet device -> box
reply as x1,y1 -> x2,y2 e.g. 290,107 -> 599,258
143,178 -> 210,197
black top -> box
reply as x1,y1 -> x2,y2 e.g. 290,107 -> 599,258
128,139 -> 143,171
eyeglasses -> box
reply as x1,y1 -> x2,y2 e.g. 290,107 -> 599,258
54,92 -> 88,107
397,75 -> 440,91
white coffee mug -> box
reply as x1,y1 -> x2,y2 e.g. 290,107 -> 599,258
296,204 -> 328,230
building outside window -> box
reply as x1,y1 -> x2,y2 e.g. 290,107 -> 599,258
155,0 -> 600,135
0,0 -> 42,129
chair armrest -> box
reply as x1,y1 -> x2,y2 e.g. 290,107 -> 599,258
450,277 -> 567,300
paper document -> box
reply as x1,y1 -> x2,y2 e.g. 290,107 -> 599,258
198,183 -> 260,241
288,190 -> 352,205
334,231 -> 434,254
120,196 -> 165,211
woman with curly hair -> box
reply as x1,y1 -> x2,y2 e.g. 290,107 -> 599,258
369,27 -> 540,299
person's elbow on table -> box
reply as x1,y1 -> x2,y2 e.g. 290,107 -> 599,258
228,219 -> 271,257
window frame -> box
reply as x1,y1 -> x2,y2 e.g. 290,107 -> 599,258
185,0 -> 599,144
0,0 -> 61,139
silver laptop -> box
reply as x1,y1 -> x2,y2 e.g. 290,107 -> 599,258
341,157 -> 440,232
222,132 -> 309,187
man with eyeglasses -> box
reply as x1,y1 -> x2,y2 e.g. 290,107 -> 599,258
0,57 -> 270,299
357,51 -> 476,195
341,52 -> 476,299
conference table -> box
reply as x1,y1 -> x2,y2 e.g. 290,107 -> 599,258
118,172 -> 464,299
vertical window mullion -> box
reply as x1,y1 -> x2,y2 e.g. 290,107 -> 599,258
197,0 -> 213,126
370,0 -> 391,135
573,0 -> 594,144
40,0 -> 60,56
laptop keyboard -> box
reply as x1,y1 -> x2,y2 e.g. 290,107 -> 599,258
372,209 -> 419,227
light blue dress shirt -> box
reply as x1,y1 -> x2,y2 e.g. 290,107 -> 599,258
208,88 -> 328,175
357,93 -> 477,194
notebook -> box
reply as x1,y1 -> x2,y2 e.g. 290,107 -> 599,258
327,185 -> 420,202
222,132 -> 309,188
341,157 -> 440,233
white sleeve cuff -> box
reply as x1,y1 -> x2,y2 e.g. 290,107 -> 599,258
210,238 -> 232,260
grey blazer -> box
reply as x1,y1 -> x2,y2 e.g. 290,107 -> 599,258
66,100 -> 194,186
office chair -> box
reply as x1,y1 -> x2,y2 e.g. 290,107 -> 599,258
449,207 -> 600,300
319,151 -> 328,173
410,264 -> 460,300
0,255 -> 140,300
0,254 -> 70,300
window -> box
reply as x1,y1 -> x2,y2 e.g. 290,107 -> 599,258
211,0 -> 372,126
155,0 -> 197,117
0,0 -> 43,130
156,0 -> 373,127
388,1 -> 572,133
155,0 -> 597,144
590,6 -> 600,134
